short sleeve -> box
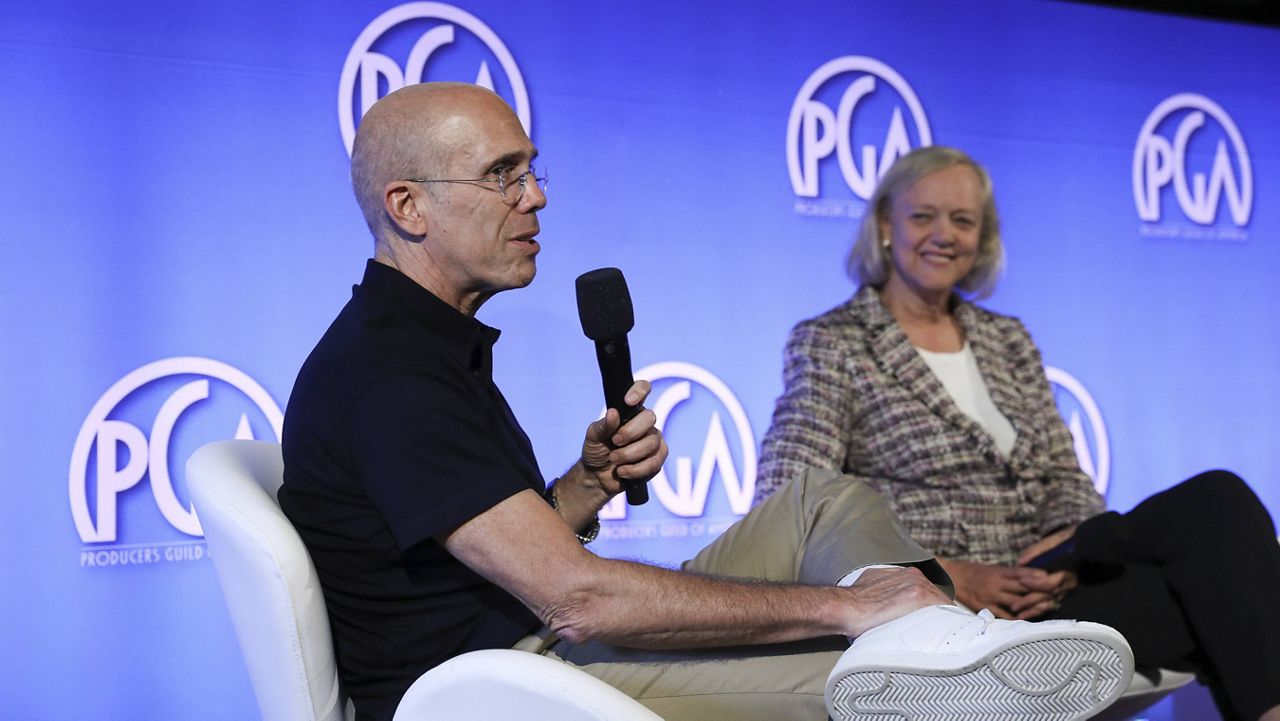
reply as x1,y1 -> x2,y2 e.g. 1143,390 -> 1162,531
337,370 -> 535,551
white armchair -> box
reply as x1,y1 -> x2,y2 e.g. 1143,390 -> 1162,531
187,439 -> 660,721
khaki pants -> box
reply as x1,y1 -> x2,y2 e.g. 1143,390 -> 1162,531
519,468 -> 949,721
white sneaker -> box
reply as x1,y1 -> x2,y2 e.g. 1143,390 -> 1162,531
825,605 -> 1134,720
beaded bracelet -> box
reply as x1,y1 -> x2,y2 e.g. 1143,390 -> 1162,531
544,481 -> 601,545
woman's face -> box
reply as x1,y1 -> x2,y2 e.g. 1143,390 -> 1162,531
879,164 -> 984,305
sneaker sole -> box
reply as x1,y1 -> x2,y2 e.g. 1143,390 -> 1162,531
827,628 -> 1133,720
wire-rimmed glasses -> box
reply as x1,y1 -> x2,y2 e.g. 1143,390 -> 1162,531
402,164 -> 549,205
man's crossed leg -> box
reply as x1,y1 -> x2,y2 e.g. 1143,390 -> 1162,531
538,468 -> 1133,720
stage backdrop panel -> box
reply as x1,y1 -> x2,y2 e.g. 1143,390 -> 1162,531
1,1 -> 1274,719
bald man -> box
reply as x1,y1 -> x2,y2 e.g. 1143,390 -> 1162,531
280,83 -> 1134,721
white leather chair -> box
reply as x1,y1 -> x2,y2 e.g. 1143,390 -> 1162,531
187,439 -> 661,721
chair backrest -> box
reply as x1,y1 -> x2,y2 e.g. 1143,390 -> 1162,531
188,439 -> 351,721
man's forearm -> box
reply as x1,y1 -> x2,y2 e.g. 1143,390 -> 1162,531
445,490 -> 948,655
540,556 -> 853,648
538,555 -> 946,649
534,476 -> 859,647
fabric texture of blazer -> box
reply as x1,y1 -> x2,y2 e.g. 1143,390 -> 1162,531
755,285 -> 1104,565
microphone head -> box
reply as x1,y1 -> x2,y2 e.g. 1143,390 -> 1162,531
575,267 -> 635,340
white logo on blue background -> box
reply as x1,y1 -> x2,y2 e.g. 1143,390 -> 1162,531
1046,366 -> 1110,496
787,56 -> 931,212
338,2 -> 531,155
1133,93 -> 1252,230
600,361 -> 756,521
69,357 -> 283,551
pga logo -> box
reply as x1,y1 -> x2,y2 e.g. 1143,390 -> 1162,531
601,361 -> 756,520
787,56 -> 932,200
338,2 -> 531,156
1046,367 -> 1110,497
69,357 -> 283,544
1132,93 -> 1252,226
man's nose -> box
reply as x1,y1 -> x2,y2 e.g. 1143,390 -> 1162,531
518,177 -> 547,212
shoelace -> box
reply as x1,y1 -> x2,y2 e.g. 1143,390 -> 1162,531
975,608 -> 996,635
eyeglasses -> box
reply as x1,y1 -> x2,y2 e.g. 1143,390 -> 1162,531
402,165 -> 549,205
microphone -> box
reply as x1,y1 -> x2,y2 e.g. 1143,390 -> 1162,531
575,267 -> 648,505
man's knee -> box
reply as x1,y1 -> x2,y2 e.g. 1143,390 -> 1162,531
798,468 -> 883,511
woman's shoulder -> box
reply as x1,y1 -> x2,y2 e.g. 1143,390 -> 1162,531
958,299 -> 1029,337
958,301 -> 1045,363
793,286 -> 883,335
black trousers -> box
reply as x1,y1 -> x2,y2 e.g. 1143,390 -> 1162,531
1046,471 -> 1280,721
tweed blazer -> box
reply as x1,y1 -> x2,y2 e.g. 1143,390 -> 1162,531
755,286 -> 1104,565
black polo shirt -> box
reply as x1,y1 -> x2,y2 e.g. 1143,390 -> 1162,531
280,260 -> 545,721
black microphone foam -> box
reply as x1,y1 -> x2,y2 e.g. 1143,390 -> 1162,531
575,268 -> 634,340
575,267 -> 648,506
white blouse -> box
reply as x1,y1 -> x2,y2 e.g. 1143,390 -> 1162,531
915,342 -> 1018,457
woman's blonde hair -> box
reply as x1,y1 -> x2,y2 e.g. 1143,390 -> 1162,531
847,145 -> 1004,298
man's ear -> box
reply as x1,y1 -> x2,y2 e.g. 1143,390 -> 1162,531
384,181 -> 429,238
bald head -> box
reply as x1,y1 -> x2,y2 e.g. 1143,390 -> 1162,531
350,82 -> 523,242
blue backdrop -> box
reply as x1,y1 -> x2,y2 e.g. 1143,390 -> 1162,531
3,1 -> 1275,718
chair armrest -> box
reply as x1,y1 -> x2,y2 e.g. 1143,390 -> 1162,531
392,649 -> 663,721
